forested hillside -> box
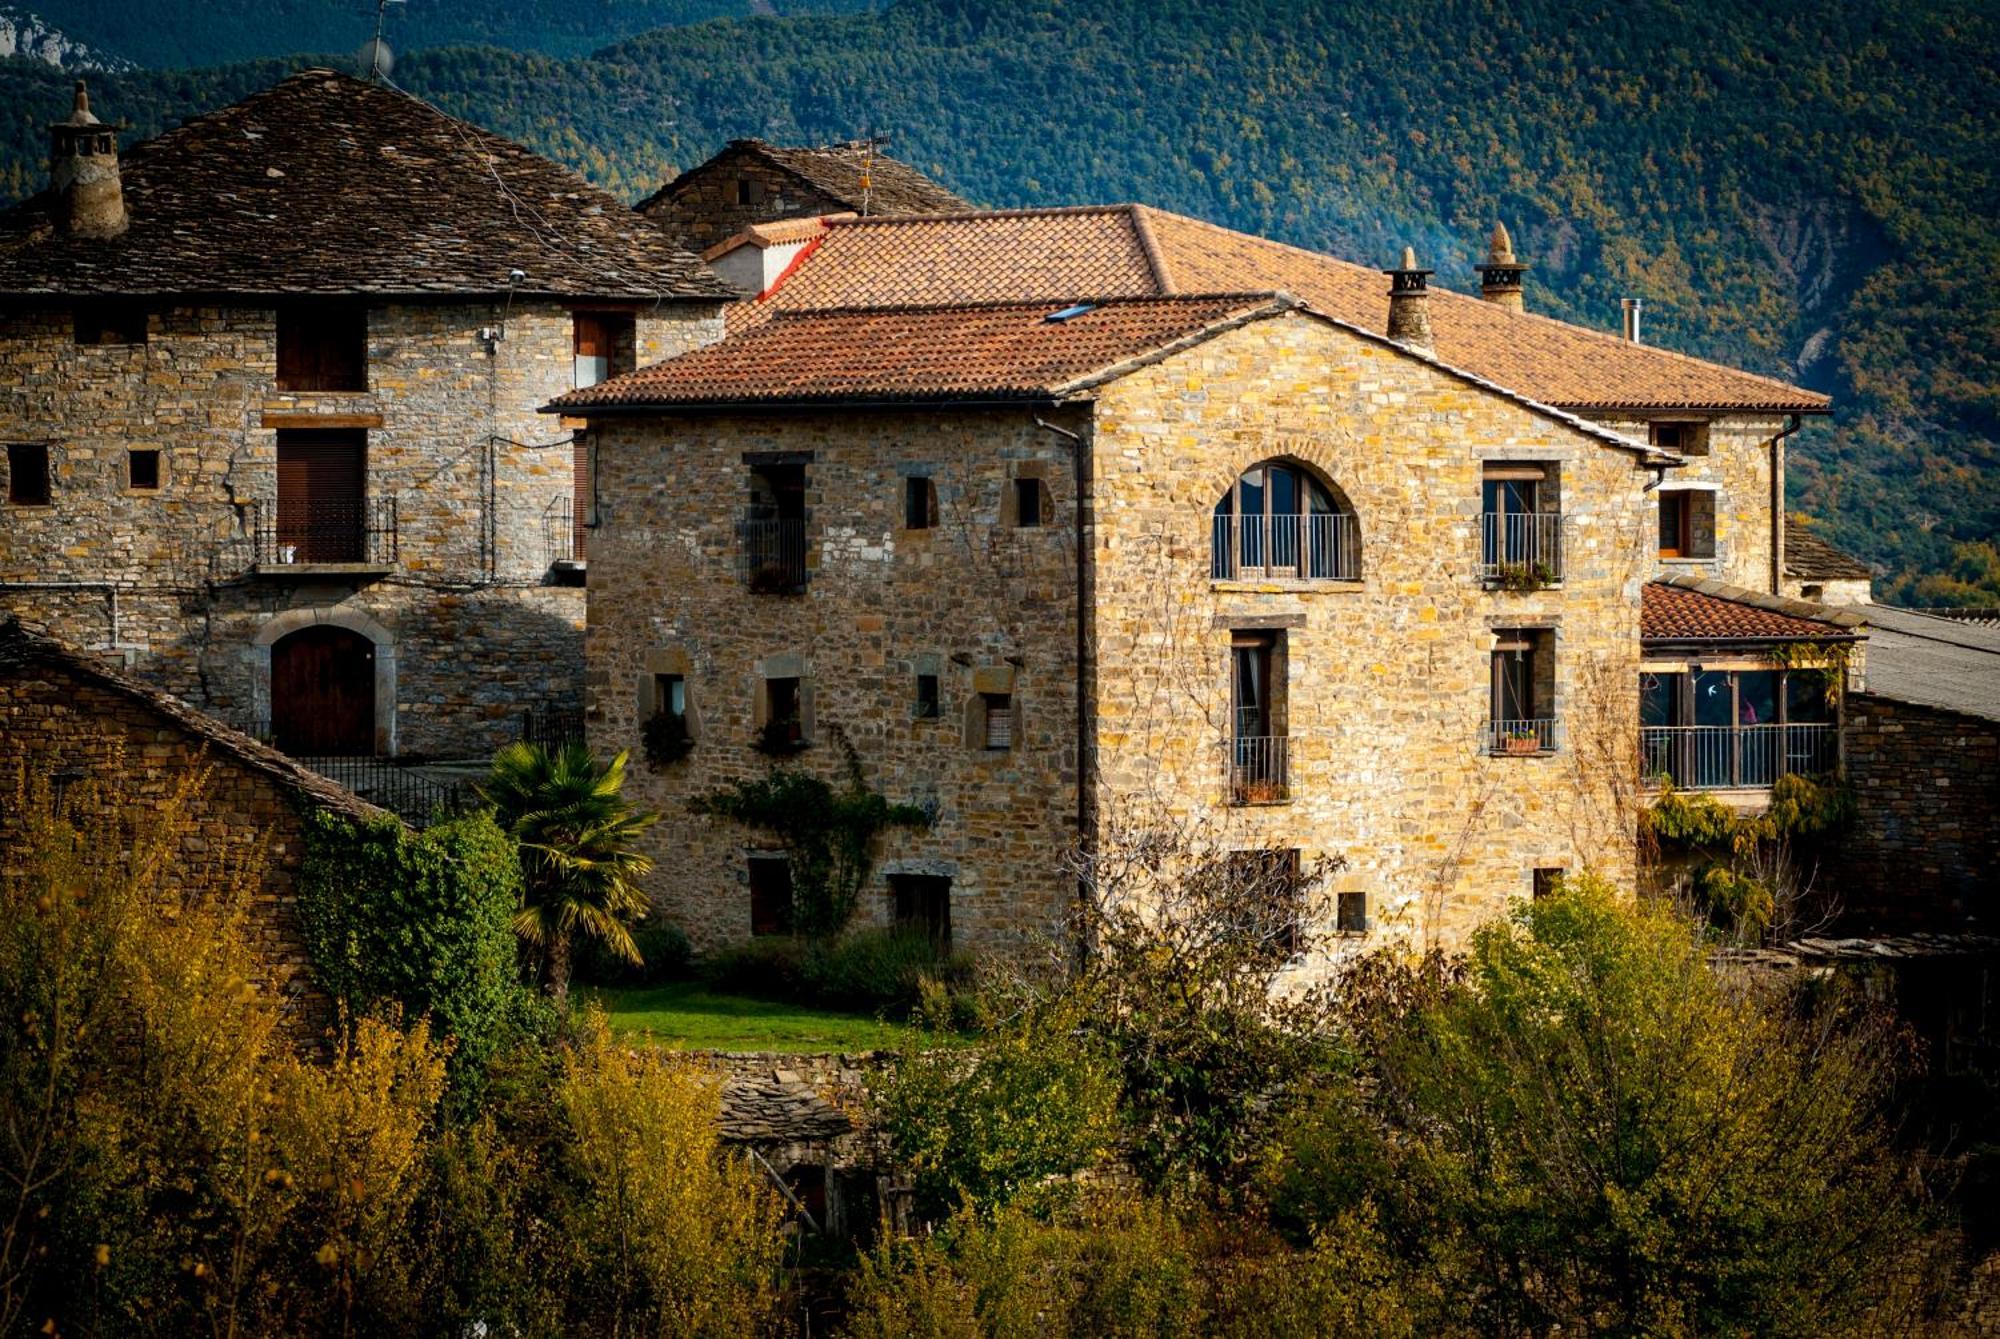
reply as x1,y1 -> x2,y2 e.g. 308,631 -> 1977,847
1,0 -> 1994,602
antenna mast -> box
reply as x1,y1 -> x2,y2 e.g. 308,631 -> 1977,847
858,125 -> 889,217
361,0 -> 404,81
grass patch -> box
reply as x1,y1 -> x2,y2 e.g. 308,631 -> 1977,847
582,982 -> 923,1052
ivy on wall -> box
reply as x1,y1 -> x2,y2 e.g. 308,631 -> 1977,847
1643,775 -> 1857,942
298,808 -> 524,1080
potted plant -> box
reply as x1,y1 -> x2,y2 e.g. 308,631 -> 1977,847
1494,560 -> 1556,592
753,716 -> 808,757
641,709 -> 693,768
1501,727 -> 1543,755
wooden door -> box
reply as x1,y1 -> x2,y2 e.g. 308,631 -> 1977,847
276,429 -> 366,562
271,625 -> 375,756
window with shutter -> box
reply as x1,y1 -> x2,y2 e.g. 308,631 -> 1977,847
276,304 -> 367,392
982,693 -> 1013,749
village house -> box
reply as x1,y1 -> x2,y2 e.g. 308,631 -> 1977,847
0,72 -> 731,776
553,204 -> 1876,961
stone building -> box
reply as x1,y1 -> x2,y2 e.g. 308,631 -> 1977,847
554,192 -> 1862,962
0,71 -> 730,762
0,617 -> 385,1037
637,137 -> 970,253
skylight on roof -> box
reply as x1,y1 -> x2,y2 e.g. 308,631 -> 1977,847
1044,303 -> 1097,323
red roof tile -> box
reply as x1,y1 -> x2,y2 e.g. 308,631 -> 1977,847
1642,580 -> 1857,641
551,295 -> 1287,409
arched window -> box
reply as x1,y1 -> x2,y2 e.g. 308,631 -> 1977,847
1211,460 -> 1357,580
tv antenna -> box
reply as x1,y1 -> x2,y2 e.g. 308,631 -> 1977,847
857,125 -> 889,216
357,0 -> 404,81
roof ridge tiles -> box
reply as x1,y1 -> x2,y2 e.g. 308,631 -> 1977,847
762,291 -> 1286,319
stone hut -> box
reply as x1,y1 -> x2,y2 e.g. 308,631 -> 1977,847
0,69 -> 731,763
552,202 -> 1857,971
637,137 -> 970,250
0,616 -> 389,1037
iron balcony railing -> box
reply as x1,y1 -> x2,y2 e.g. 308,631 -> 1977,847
1223,735 -> 1290,805
1641,723 -> 1838,790
1211,512 -> 1359,581
244,720 -> 476,827
521,703 -> 587,751
543,495 -> 586,565
740,517 -> 809,591
251,497 -> 397,566
1478,511 -> 1564,583
1485,717 -> 1561,755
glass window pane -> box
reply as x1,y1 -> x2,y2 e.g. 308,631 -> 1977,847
1785,670 -> 1833,724
1736,671 -> 1777,727
1270,465 -> 1299,517
1693,670 -> 1733,727
1641,673 -> 1681,727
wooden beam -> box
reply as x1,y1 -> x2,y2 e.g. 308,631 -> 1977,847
261,412 -> 384,430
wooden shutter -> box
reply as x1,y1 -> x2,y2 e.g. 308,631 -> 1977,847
275,429 -> 365,561
984,694 -> 1013,749
571,441 -> 591,559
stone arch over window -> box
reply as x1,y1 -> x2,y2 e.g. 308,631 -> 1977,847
1210,456 -> 1360,581
249,606 -> 397,755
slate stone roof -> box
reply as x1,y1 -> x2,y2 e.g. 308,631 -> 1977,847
735,205 -> 1829,414
552,294 -> 1294,408
718,1067 -> 854,1146
0,617 -> 389,822
1784,521 -> 1874,581
640,138 -> 971,219
1851,604 -> 2000,723
0,69 -> 732,301
1641,577 -> 1865,643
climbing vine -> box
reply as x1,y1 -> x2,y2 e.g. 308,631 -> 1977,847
1642,774 -> 1857,942
689,729 -> 931,941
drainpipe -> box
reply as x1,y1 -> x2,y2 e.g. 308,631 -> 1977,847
1769,414 -> 1803,595
1036,414 -> 1093,966
0,580 -> 120,647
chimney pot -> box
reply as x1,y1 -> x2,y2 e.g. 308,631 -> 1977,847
49,79 -> 126,239
1621,298 -> 1643,345
1479,220 -> 1528,312
1384,245 -> 1435,354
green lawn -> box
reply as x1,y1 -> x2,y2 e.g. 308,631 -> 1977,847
581,982 -> 918,1052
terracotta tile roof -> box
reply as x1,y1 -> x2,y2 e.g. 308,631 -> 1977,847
1784,520 -> 1874,581
549,294 -> 1291,409
0,69 -> 732,301
700,214 -> 851,261
741,205 -> 1828,414
1641,577 -> 1863,642
0,616 -> 389,823
641,138 -> 971,219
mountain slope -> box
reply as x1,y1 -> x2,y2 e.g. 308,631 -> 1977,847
0,0 -> 1993,602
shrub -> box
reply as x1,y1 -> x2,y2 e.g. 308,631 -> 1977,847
702,936 -> 813,1000
1269,873 -> 1957,1336
577,918 -> 694,987
872,995 -> 1120,1221
300,807 -> 523,1084
805,929 -> 976,1014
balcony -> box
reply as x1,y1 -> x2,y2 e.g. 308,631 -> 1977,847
1478,512 -> 1563,586
1211,512 -> 1359,582
250,498 -> 397,575
1641,723 -> 1837,790
543,495 -> 586,569
1223,734 -> 1290,805
741,517 -> 809,592
1485,717 -> 1561,756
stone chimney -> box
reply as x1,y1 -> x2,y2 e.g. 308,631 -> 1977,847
1384,245 -> 1434,354
1478,221 -> 1527,312
49,80 -> 126,239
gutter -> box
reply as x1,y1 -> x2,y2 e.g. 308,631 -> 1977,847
0,581 -> 119,646
1768,414 -> 1804,596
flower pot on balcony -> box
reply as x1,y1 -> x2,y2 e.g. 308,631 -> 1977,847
1501,734 -> 1542,755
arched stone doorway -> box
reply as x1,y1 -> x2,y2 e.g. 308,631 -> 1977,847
270,624 -> 377,756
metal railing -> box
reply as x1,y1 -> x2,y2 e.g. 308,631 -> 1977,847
1485,717 -> 1561,755
740,518 -> 809,591
1641,723 -> 1837,789
1223,735 -> 1290,804
251,498 -> 398,566
1211,512 -> 1359,581
543,495 -> 586,565
521,704 -> 587,751
244,720 -> 477,826
1478,511 -> 1563,583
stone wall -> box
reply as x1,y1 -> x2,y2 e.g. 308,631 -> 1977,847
1836,692 -> 1999,930
585,405 -> 1086,952
0,658 -> 337,1039
640,144 -> 850,250
0,297 -> 722,757
1088,314 -> 1653,963
1588,412 -> 1789,594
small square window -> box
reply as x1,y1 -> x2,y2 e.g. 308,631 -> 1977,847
1013,477 -> 1044,528
1650,421 -> 1709,455
73,302 -> 147,346
7,444 -> 50,506
915,673 -> 940,719
1532,868 -> 1566,901
904,475 -> 936,530
1336,890 -> 1368,934
653,673 -> 686,722
981,692 -> 1013,749
127,449 -> 161,491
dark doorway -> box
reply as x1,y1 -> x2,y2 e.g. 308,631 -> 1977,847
889,874 -> 952,948
271,625 -> 376,756
276,429 -> 366,562
749,856 -> 793,936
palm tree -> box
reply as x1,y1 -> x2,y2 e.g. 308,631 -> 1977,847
480,741 -> 658,1005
